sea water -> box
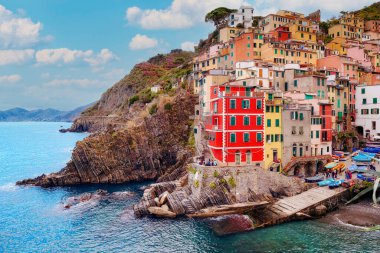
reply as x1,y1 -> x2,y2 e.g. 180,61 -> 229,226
0,122 -> 378,253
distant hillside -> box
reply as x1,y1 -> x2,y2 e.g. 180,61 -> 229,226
354,2 -> 380,20
0,103 -> 93,122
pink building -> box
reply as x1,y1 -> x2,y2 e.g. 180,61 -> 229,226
347,46 -> 372,69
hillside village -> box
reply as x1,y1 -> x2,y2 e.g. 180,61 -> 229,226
191,4 -> 380,175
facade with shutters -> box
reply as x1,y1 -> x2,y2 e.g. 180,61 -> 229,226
205,84 -> 265,165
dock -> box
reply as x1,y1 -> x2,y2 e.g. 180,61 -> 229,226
250,186 -> 349,228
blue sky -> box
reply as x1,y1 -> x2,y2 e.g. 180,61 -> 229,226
0,0 -> 377,110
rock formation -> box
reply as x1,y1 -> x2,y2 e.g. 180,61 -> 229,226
17,50 -> 197,187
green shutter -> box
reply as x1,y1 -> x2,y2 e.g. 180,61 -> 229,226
311,131 -> 313,138
275,106 -> 280,113
316,131 -> 320,138
244,116 -> 249,126
257,100 -> 262,109
300,113 -> 304,120
266,106 -> 270,112
230,133 -> 236,143
268,94 -> 273,100
267,119 -> 271,127
275,119 -> 280,127
230,100 -> 236,109
257,116 -> 262,125
230,116 -> 236,126
257,133 -> 262,142
244,133 -> 250,142
374,98 -> 378,104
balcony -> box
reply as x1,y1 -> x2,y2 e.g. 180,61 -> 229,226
265,99 -> 283,106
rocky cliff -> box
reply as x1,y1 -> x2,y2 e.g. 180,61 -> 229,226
17,50 -> 197,187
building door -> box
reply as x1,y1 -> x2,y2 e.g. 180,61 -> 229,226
235,152 -> 241,165
285,82 -> 288,91
246,151 -> 251,165
273,150 -> 278,162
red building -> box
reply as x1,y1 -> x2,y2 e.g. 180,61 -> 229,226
320,102 -> 333,142
205,84 -> 265,165
271,26 -> 291,42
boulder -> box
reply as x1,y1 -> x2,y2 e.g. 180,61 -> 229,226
154,197 -> 160,206
161,204 -> 169,211
159,191 -> 169,205
148,207 -> 176,218
315,205 -> 327,216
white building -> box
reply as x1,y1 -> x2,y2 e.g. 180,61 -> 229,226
355,84 -> 380,141
228,5 -> 254,28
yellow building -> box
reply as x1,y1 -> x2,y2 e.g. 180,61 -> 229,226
261,42 -> 317,65
340,13 -> 364,29
287,19 -> 317,42
264,91 -> 283,171
326,37 -> 348,55
219,27 -> 240,43
253,30 -> 264,59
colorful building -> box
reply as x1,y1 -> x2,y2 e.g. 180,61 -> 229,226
205,84 -> 265,165
264,91 -> 283,171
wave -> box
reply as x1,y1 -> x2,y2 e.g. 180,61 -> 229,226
0,183 -> 18,192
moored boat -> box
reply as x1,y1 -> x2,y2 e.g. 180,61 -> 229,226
328,179 -> 344,189
318,178 -> 334,187
305,175 -> 324,183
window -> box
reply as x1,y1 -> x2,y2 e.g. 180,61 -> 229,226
267,119 -> 271,127
242,100 -> 250,109
299,126 -> 304,135
230,116 -> 236,126
275,49 -> 278,54
268,94 -> 273,100
213,102 -> 218,113
244,116 -> 250,126
230,99 -> 236,109
371,108 -> 379,114
243,81 -> 247,86
361,88 -> 365,94
266,106 -> 270,112
257,132 -> 262,142
275,119 -> 280,127
293,144 -> 297,156
300,113 -> 304,120
275,106 -> 280,113
244,133 -> 250,142
230,133 -> 236,143
257,116 -> 262,126
257,100 -> 262,109
316,130 -> 320,138
374,98 -> 378,104
226,86 -> 231,94
372,121 -> 376,130
294,80 -> 298,87
213,88 -> 217,95
363,99 -> 367,104
311,131 -> 313,138
292,126 -> 296,135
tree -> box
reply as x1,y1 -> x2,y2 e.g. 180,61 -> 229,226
205,7 -> 237,29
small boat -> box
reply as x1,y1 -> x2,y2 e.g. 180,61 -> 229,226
352,152 -> 375,162
363,147 -> 380,154
342,180 -> 356,188
325,162 -> 337,169
328,179 -> 344,189
305,174 -> 324,183
318,178 -> 334,187
357,173 -> 376,182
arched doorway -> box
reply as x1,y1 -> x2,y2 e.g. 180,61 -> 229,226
305,161 -> 314,177
235,151 -> 241,165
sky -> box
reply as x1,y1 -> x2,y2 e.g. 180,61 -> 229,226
0,0 -> 378,111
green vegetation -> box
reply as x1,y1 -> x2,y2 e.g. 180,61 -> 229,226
205,7 -> 237,28
149,104 -> 158,115
347,170 -> 380,206
129,95 -> 139,106
213,170 -> 219,178
354,2 -> 380,20
194,180 -> 199,188
209,182 -> 217,189
139,88 -> 158,104
228,176 -> 236,188
187,165 -> 197,174
164,103 -> 172,111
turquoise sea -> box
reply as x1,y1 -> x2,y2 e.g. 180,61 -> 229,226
0,122 -> 378,253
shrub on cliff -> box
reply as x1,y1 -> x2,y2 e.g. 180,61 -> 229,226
129,95 -> 139,106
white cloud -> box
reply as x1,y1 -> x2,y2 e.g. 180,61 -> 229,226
0,5 -> 47,48
129,34 -> 158,50
35,48 -> 117,67
0,74 -> 22,83
125,0 -> 242,29
84,48 -> 118,67
0,49 -> 35,65
35,48 -> 93,64
181,41 -> 195,51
